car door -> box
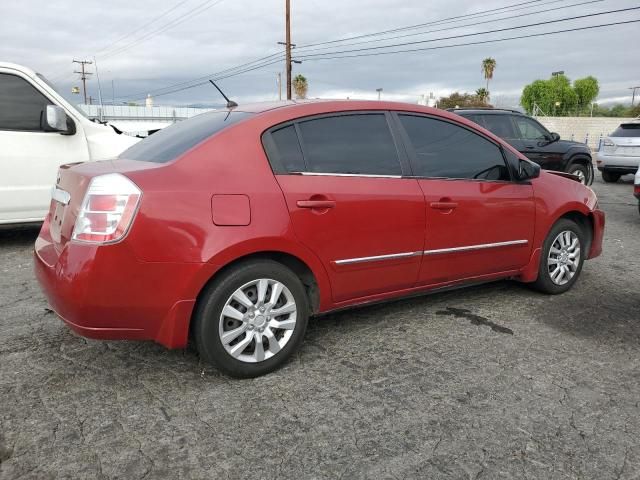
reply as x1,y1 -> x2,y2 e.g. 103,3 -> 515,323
264,112 -> 426,303
393,113 -> 535,285
511,115 -> 564,171
0,72 -> 89,223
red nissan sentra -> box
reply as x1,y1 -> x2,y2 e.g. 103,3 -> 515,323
35,100 -> 605,377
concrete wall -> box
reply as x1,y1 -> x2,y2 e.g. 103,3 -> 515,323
534,116 -> 628,149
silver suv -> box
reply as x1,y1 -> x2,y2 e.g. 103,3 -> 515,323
597,120 -> 640,182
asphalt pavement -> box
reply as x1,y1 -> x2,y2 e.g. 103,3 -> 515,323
1,175 -> 639,479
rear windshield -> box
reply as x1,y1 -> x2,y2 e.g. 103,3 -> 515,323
611,123 -> 640,137
120,110 -> 252,163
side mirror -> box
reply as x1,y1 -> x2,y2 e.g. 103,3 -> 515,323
518,159 -> 541,180
548,132 -> 561,143
42,105 -> 70,133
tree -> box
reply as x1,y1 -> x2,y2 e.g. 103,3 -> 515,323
481,57 -> 497,97
437,91 -> 490,109
293,74 -> 308,99
520,74 -> 592,116
573,76 -> 599,112
475,88 -> 489,104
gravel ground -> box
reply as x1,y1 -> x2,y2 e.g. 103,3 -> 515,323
1,175 -> 639,480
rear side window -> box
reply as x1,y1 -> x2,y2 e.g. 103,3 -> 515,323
611,124 -> 640,137
0,73 -> 51,131
398,114 -> 510,181
270,125 -> 306,172
120,111 -> 252,163
480,115 -> 518,139
295,114 -> 402,175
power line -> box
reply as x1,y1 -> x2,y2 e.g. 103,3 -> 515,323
94,0 -> 193,55
295,0 -> 603,55
295,0 -> 548,49
114,0 -> 570,100
99,0 -> 226,60
116,51 -> 285,100
121,57 -> 286,102
297,19 -> 640,61
297,6 -> 640,59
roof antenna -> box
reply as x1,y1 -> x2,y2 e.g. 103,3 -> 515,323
209,80 -> 238,108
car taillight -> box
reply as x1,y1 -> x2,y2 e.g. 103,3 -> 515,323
602,138 -> 615,147
72,173 -> 141,244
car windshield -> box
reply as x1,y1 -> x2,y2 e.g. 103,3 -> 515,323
610,123 -> 640,137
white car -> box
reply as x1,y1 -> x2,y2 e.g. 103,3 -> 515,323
596,120 -> 640,183
0,62 -> 140,225
635,166 -> 640,215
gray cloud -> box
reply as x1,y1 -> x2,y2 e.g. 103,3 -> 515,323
2,0 -> 638,108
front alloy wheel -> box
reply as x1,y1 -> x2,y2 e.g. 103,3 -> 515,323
547,230 -> 581,285
531,218 -> 586,294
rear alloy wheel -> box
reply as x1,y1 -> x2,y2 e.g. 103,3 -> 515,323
193,260 -> 309,378
601,171 -> 621,183
567,164 -> 588,184
531,219 -> 585,294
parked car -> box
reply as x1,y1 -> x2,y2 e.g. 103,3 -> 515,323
596,120 -> 640,182
635,166 -> 640,215
0,62 -> 140,225
35,100 -> 605,378
449,108 -> 594,184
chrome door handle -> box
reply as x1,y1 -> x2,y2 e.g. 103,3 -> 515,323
430,201 -> 458,210
296,200 -> 336,209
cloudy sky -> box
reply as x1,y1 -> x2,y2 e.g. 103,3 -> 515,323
2,0 -> 638,108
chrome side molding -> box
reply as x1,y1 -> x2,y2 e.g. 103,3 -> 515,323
423,240 -> 528,255
334,240 -> 528,265
334,251 -> 421,265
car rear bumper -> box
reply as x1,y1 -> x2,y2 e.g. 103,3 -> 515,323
596,152 -> 640,174
33,217 -> 201,348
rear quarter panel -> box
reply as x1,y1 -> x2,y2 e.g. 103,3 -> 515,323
120,119 -> 334,310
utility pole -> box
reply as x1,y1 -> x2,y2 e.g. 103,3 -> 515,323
629,86 -> 640,107
285,0 -> 292,100
73,59 -> 93,104
376,88 -> 383,101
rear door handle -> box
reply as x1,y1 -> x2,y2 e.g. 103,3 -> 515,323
297,200 -> 336,209
430,201 -> 458,210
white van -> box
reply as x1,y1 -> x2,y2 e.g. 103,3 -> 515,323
0,62 -> 140,224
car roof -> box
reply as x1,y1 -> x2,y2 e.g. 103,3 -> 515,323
447,108 -> 525,115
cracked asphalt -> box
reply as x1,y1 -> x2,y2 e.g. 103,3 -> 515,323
1,175 -> 639,480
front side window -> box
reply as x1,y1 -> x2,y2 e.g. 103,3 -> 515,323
513,116 -> 549,141
398,114 -> 510,181
0,73 -> 51,131
295,114 -> 402,175
480,115 -> 518,139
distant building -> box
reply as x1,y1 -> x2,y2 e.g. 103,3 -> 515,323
78,104 -> 215,136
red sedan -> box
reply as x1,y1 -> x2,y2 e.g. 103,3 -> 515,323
35,100 -> 605,377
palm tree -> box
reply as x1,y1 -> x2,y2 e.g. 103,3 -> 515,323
481,57 -> 497,98
293,74 -> 308,99
475,88 -> 489,104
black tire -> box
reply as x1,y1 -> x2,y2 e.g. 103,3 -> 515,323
531,219 -> 586,294
601,171 -> 621,183
567,163 -> 589,184
193,260 -> 309,378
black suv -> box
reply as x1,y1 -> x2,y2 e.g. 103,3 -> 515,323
449,108 -> 593,184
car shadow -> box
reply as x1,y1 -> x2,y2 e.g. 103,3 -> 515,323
0,224 -> 42,246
